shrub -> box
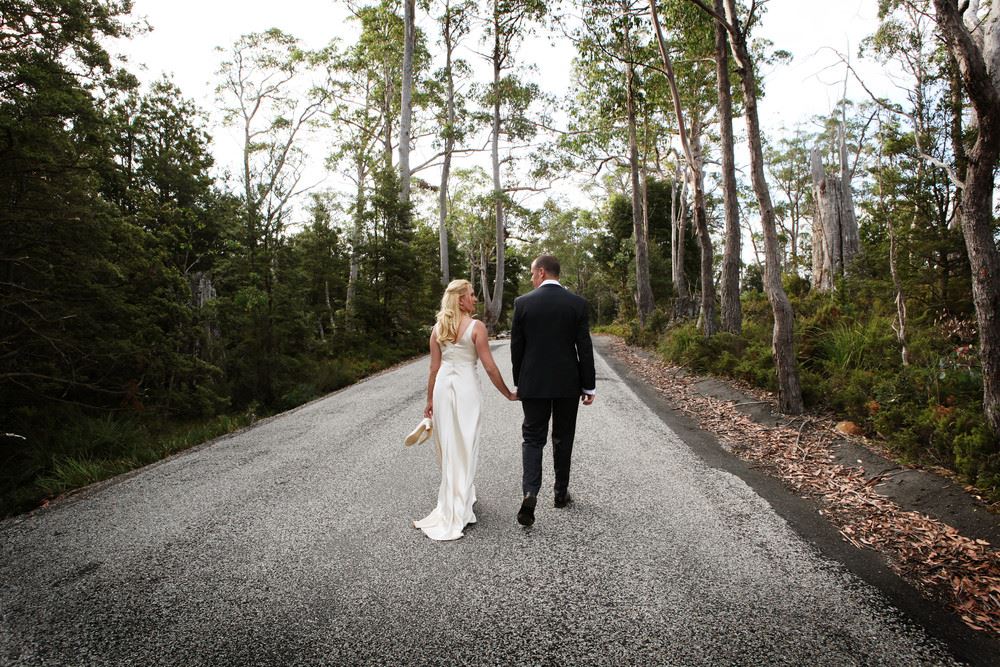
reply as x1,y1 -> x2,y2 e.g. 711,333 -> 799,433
594,322 -> 630,338
316,358 -> 364,393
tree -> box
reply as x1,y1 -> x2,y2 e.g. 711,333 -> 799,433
294,194 -> 349,343
216,29 -> 330,404
566,1 -> 657,325
860,1 -> 974,367
809,97 -> 862,291
765,130 -> 812,275
714,0 -> 742,334
434,0 -> 476,285
0,0 -> 143,413
930,0 -> 1000,436
688,0 -> 804,413
399,0 -> 416,203
479,0 -> 547,332
109,78 -> 234,413
650,0 -> 717,336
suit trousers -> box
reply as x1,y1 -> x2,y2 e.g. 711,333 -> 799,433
520,397 -> 580,496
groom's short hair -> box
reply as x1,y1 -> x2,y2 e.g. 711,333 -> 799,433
534,254 -> 560,277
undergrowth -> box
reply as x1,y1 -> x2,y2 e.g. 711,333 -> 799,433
623,290 -> 999,502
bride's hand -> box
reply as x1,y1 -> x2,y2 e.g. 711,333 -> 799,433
508,389 -> 519,401
424,401 -> 433,418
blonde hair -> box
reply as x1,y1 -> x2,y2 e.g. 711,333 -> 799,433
436,279 -> 473,344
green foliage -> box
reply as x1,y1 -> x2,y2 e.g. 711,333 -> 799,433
650,282 -> 997,500
594,322 -> 631,338
660,320 -> 775,390
4,407 -> 260,513
624,309 -> 670,347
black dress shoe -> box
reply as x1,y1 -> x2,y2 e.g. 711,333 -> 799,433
554,491 -> 572,508
517,493 -> 537,526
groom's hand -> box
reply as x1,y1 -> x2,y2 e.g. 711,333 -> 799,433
581,393 -> 595,406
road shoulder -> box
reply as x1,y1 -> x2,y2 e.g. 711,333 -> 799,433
595,335 -> 1000,667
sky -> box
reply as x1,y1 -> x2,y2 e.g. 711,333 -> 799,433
110,0 -> 898,222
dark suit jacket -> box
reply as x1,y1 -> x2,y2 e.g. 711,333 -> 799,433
510,283 -> 596,399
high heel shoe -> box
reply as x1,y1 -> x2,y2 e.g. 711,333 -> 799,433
404,417 -> 433,447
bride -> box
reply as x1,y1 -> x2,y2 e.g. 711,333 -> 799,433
413,279 -> 517,541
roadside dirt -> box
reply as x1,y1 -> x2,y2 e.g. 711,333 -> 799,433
601,335 -> 1000,636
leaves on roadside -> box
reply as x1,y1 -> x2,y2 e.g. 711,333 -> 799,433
608,337 -> 1000,636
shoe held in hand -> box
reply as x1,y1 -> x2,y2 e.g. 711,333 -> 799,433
405,417 -> 433,447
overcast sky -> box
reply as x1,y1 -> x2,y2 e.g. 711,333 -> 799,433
111,0 -> 897,220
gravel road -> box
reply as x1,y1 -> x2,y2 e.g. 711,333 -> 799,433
0,341 -> 963,666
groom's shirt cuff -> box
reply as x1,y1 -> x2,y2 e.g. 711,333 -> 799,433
582,388 -> 595,395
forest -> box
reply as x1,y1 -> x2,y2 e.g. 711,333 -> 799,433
1,0 -> 998,516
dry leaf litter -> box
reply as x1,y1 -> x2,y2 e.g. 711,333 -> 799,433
607,337 -> 1000,635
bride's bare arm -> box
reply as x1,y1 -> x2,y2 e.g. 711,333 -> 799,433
472,321 -> 517,400
425,327 -> 442,417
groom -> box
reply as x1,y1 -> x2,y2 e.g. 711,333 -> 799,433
510,254 -> 596,527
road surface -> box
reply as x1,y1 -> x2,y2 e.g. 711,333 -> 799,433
0,341 -> 966,665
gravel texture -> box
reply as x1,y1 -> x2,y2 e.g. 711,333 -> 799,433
0,343 -> 961,666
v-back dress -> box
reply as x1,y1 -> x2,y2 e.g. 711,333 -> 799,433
414,322 -> 481,541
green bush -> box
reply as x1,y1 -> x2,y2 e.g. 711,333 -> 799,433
641,287 -> 998,500
594,322 -> 630,338
316,358 -> 364,393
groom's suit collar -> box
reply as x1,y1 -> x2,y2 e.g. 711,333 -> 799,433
538,279 -> 562,288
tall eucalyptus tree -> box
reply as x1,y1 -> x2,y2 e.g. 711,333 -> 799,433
567,0 -> 656,325
931,0 -> 1000,436
479,0 -> 547,332
649,0 -> 717,335
329,4 -> 409,317
400,0 -> 416,203
713,0 -> 741,334
688,0 -> 804,413
435,0 -> 476,285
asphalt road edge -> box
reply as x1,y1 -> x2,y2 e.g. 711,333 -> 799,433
595,336 -> 999,667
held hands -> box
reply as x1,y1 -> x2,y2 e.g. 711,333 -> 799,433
581,393 -> 595,406
507,388 -> 519,401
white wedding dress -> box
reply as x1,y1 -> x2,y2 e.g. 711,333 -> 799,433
414,323 -> 481,540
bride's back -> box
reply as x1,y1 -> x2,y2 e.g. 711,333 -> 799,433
441,320 -> 478,365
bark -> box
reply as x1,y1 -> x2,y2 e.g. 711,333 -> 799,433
809,143 -> 860,291
485,9 -> 506,334
641,113 -> 651,252
438,2 -> 457,286
933,0 -> 1000,436
649,0 -> 714,335
723,0 -> 803,413
715,0 -> 742,334
399,0 -> 415,203
346,155 -> 365,318
624,17 -> 654,326
382,61 -> 394,170
689,112 -> 717,336
670,163 -> 692,319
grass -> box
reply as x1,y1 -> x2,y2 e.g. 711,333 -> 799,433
1,350 -> 419,518
17,411 -> 259,510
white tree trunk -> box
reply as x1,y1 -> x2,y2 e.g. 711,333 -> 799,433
438,1 -> 457,286
399,0 -> 415,203
671,163 -> 691,318
485,15 -> 506,333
